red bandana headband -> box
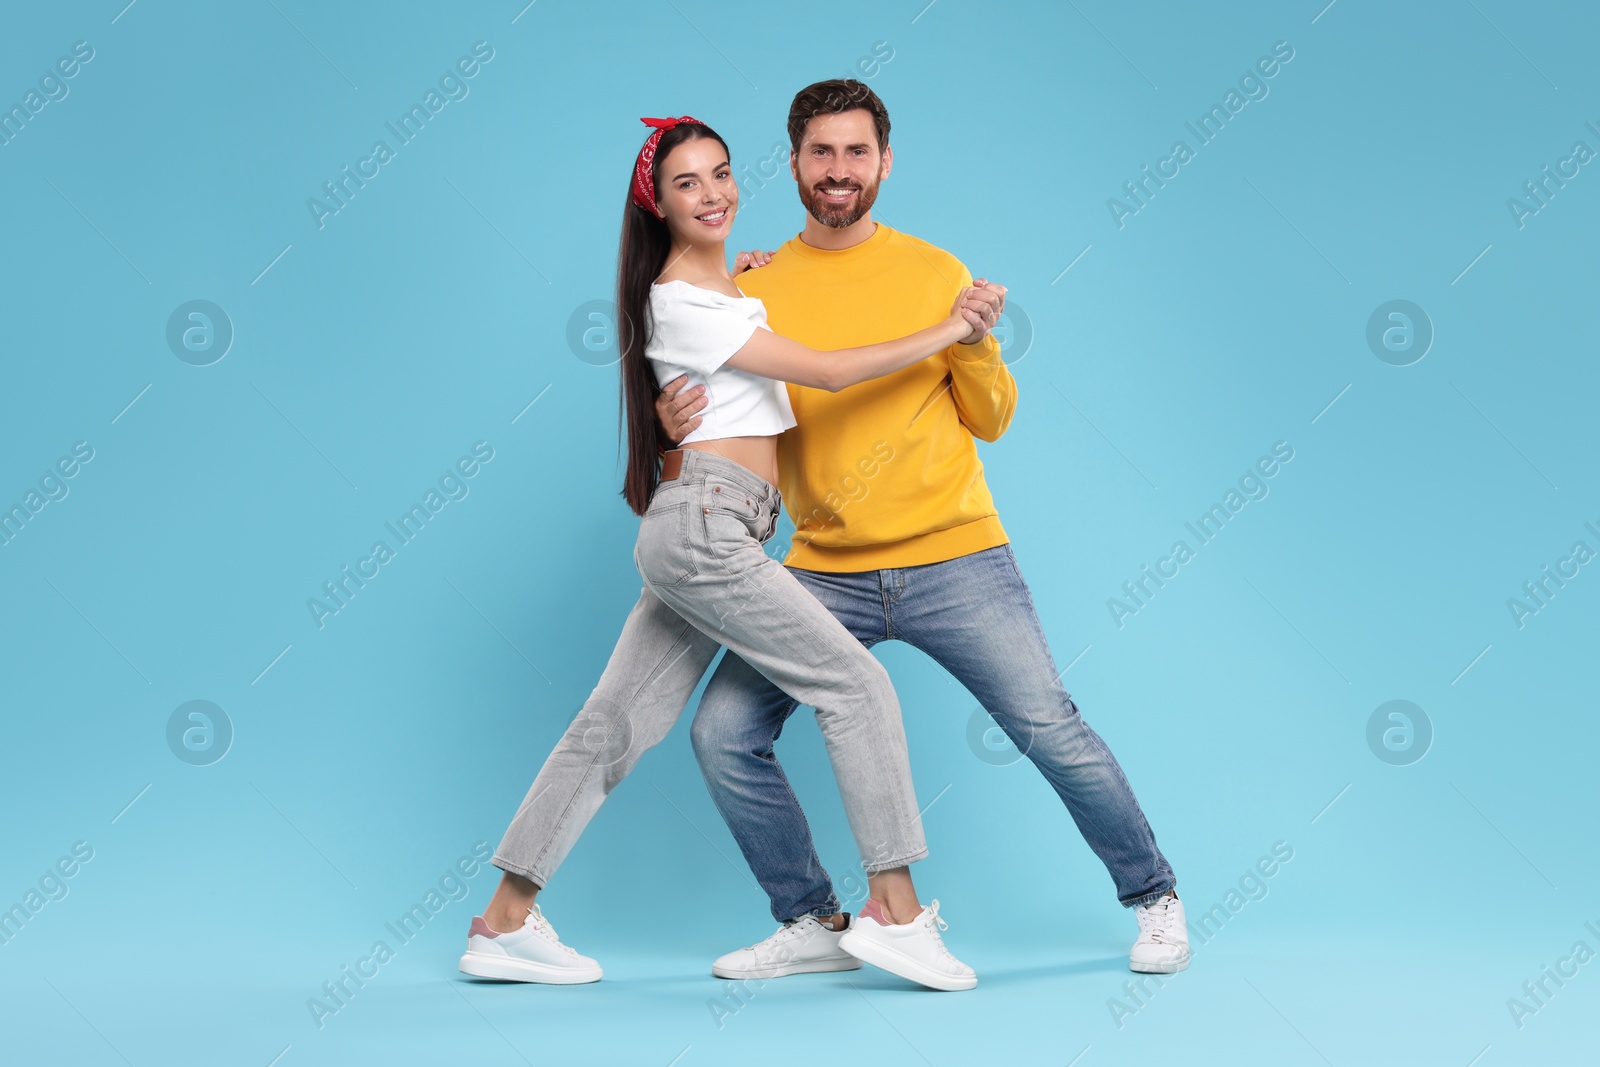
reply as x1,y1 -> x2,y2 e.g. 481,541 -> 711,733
630,115 -> 702,216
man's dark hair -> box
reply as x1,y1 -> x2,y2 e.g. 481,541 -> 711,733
786,79 -> 890,154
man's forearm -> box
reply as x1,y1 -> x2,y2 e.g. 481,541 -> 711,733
949,333 -> 1017,442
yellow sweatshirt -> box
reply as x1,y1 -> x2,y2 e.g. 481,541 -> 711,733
735,223 -> 1017,572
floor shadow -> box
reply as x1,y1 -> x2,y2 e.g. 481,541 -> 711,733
832,955 -> 1129,993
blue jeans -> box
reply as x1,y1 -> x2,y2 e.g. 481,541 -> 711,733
690,543 -> 1175,922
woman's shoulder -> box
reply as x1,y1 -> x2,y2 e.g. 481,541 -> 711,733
647,280 -> 765,336
651,278 -> 757,304
645,278 -> 767,360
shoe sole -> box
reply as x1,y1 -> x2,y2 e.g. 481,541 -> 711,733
837,930 -> 977,991
711,955 -> 863,980
458,950 -> 602,984
1129,954 -> 1190,975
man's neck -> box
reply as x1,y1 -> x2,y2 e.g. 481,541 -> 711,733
798,213 -> 878,251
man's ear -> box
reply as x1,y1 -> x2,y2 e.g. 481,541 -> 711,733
879,144 -> 893,181
789,149 -> 799,182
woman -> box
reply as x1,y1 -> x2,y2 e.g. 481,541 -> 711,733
459,116 -> 988,991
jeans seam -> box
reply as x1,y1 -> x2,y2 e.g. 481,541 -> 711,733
762,706 -> 845,920
999,547 -> 1068,691
905,545 -> 1175,908
522,756 -> 600,885
765,708 -> 835,887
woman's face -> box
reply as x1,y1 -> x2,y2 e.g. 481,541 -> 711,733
653,137 -> 738,247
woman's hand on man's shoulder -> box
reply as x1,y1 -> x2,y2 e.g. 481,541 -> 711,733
732,249 -> 776,274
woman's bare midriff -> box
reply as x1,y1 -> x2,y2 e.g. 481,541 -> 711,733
678,435 -> 780,490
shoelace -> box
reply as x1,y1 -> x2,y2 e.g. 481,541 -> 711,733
525,905 -> 580,957
753,915 -> 830,949
750,917 -> 817,956
919,900 -> 961,966
1135,894 -> 1180,944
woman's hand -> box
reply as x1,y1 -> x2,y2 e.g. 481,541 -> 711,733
957,280 -> 1006,344
949,285 -> 986,339
733,249 -> 776,274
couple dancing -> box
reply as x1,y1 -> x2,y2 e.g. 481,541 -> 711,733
458,80 -> 1185,991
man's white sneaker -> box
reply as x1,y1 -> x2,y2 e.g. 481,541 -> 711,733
1130,890 -> 1190,974
711,915 -> 864,979
458,905 -> 603,984
837,899 -> 977,991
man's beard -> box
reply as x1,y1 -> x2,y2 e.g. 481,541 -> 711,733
798,177 -> 880,229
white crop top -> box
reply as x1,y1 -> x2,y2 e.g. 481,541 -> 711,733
645,280 -> 798,445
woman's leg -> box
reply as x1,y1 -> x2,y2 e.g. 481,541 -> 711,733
636,457 -> 928,901
636,452 -> 972,989
481,872 -> 539,934
487,581 -> 721,923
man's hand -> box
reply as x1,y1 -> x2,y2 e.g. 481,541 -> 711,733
655,374 -> 708,445
733,249 -> 776,274
957,279 -> 1007,345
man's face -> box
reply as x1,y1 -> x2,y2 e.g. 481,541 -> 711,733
791,108 -> 891,229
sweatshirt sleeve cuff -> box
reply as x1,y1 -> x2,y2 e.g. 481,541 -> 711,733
952,332 -> 1002,362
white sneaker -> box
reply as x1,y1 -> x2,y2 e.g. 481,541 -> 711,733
1129,890 -> 1190,974
711,915 -> 864,979
458,905 -> 603,984
837,899 -> 976,991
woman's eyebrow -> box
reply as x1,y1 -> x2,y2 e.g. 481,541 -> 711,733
670,160 -> 731,180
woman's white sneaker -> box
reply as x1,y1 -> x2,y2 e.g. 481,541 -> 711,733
1129,890 -> 1190,974
711,915 -> 863,979
458,905 -> 603,984
837,899 -> 977,991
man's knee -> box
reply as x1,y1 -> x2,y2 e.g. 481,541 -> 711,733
689,704 -> 733,764
690,685 -> 775,767
1008,693 -> 1107,763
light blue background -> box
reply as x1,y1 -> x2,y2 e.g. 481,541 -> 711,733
2,1 -> 1596,1064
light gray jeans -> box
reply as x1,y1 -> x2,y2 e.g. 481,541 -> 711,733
493,448 -> 927,888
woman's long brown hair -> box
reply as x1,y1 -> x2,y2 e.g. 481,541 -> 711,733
616,122 -> 730,516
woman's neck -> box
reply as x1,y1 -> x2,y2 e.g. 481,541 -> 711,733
659,240 -> 729,285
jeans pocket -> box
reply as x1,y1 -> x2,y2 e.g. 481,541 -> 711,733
701,505 -> 758,559
636,502 -> 697,587
702,478 -> 761,521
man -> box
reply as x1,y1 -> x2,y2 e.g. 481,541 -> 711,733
657,79 -> 1187,980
